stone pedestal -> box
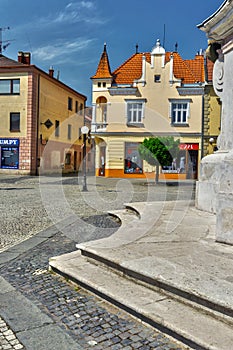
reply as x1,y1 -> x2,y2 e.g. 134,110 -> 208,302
197,1 -> 233,244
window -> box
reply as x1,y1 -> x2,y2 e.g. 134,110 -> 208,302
0,79 -> 20,94
124,142 -> 143,174
169,100 -> 190,125
55,120 -> 60,137
126,100 -> 145,124
10,113 -> 20,132
75,101 -> 78,113
68,97 -> 73,111
65,152 -> 71,165
80,103 -> 83,115
103,82 -> 106,87
154,75 -> 161,83
98,82 -> 101,87
68,124 -> 72,140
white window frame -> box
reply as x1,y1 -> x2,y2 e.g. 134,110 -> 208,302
169,99 -> 191,125
125,99 -> 146,124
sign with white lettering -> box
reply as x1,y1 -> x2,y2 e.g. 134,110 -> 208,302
0,139 -> 19,169
179,143 -> 199,150
0,138 -> 19,147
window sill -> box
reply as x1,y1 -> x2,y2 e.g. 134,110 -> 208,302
171,123 -> 189,127
127,123 -> 144,128
10,130 -> 20,132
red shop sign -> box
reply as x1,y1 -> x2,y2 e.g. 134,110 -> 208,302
179,143 -> 199,150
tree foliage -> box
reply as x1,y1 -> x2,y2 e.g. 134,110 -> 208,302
138,136 -> 180,182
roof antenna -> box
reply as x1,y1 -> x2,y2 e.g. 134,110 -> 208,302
0,27 -> 12,54
162,24 -> 166,48
175,42 -> 178,52
135,43 -> 139,54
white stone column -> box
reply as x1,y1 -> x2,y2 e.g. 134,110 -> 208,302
196,1 -> 233,244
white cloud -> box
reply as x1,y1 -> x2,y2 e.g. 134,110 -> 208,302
32,38 -> 94,62
80,1 -> 94,9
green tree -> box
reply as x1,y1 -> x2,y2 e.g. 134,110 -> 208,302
138,136 -> 180,183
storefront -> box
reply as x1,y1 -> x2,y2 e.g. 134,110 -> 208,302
161,143 -> 199,180
0,138 -> 19,170
124,142 -> 143,174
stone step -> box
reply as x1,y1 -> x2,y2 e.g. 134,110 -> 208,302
49,250 -> 233,350
77,244 -> 233,321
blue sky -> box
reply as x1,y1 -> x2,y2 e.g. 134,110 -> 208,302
1,0 -> 224,104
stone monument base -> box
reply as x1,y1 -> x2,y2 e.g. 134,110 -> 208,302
196,150 -> 233,245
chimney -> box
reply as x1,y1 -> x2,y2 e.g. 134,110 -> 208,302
23,52 -> 31,64
18,51 -> 31,64
49,66 -> 54,77
18,51 -> 23,63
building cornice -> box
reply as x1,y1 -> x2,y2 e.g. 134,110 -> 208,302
109,87 -> 139,96
197,0 -> 233,42
92,131 -> 202,138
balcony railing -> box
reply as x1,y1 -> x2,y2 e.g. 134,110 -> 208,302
91,122 -> 108,133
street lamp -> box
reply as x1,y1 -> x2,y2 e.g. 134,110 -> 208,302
81,125 -> 89,191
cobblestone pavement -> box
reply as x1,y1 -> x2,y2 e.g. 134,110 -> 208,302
0,316 -> 24,349
0,175 -> 195,349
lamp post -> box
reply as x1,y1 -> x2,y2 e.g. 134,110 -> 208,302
81,125 -> 89,191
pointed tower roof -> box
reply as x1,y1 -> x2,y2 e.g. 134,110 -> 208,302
91,44 -> 112,79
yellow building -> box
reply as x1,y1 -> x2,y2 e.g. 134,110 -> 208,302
91,41 -> 220,180
0,51 -> 90,175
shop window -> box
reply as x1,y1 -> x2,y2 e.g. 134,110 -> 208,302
55,120 -> 60,137
126,100 -> 145,125
169,100 -> 190,125
0,79 -> 20,94
10,113 -> 20,132
68,97 -> 73,111
124,142 -> 143,174
0,138 -> 19,169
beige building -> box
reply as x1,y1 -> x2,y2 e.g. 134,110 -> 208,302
0,51 -> 91,175
91,41 -> 220,180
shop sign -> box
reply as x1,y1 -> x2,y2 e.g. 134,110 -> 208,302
0,138 -> 19,146
0,138 -> 20,169
179,143 -> 199,150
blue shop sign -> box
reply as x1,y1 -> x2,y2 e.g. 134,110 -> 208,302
0,139 -> 20,169
0,138 -> 19,147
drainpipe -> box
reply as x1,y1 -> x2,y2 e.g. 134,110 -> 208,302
35,73 -> 40,175
201,93 -> 205,159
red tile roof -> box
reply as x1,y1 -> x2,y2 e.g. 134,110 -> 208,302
112,53 -> 150,85
91,44 -> 112,79
206,58 -> 214,82
93,48 -> 211,85
0,54 -> 25,67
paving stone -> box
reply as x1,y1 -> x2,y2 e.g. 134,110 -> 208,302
0,176 -> 190,350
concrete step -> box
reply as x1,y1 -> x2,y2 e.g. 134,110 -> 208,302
49,250 -> 233,350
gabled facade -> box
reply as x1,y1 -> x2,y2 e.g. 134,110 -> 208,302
91,40 -> 220,179
0,52 -> 91,175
